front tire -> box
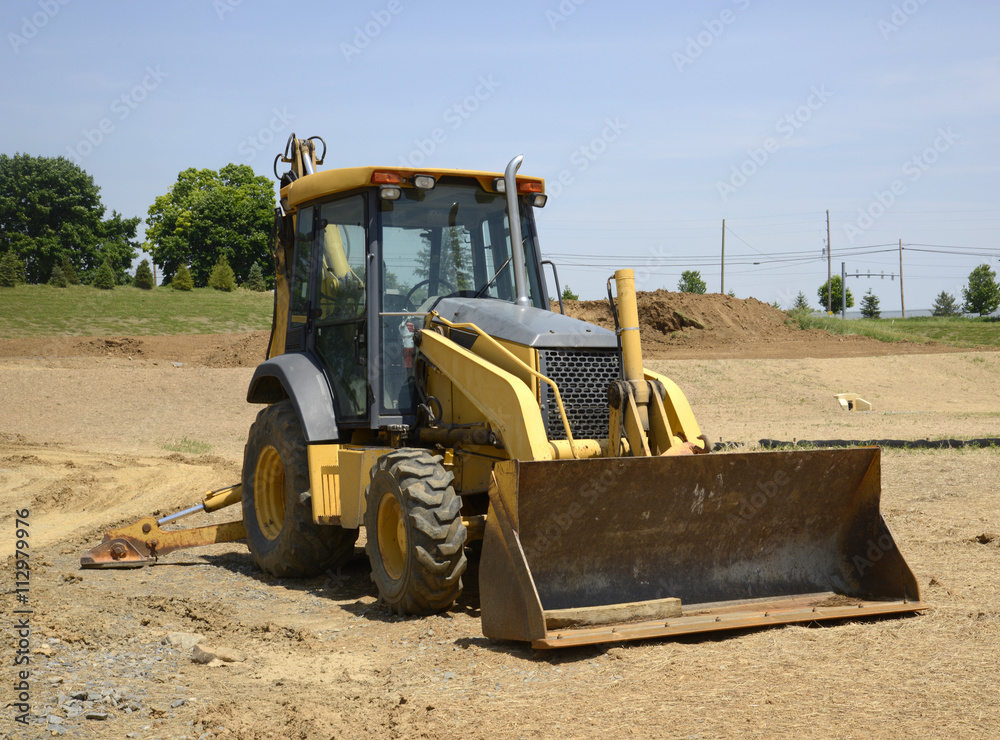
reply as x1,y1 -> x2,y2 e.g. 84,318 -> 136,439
365,449 -> 467,615
242,401 -> 357,577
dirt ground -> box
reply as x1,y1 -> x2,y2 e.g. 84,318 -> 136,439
2,297 -> 999,739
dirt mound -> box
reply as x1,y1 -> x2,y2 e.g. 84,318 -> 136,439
564,291 -> 813,348
0,331 -> 271,368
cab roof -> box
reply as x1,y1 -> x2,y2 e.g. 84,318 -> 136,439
281,166 -> 545,210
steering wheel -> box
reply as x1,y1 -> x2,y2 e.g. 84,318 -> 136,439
406,278 -> 457,309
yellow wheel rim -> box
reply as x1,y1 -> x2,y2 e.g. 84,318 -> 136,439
254,445 -> 286,541
376,492 -> 406,580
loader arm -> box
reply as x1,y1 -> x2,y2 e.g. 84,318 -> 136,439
415,328 -> 555,462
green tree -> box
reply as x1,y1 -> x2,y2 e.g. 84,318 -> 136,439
961,264 -> 1000,316
0,153 -> 140,283
134,258 -> 155,290
817,276 -> 854,313
208,254 -> 237,291
93,259 -> 116,290
0,250 -> 27,287
145,164 -> 275,286
931,291 -> 961,317
859,288 -> 881,319
48,264 -> 68,287
561,285 -> 579,301
246,262 -> 266,292
677,270 -> 707,294
792,291 -> 810,311
171,263 -> 194,291
60,253 -> 81,285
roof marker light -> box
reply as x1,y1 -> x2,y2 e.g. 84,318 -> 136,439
372,172 -> 401,184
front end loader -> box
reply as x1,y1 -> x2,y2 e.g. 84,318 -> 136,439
83,135 -> 923,647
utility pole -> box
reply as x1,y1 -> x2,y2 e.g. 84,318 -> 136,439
721,219 -> 725,295
826,209 -> 832,314
899,239 -> 905,319
841,262 -> 846,320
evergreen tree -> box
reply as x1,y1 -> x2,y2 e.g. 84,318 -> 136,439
246,262 -> 266,292
93,259 -> 116,290
677,270 -> 707,294
208,254 -> 237,291
859,288 -> 881,319
172,263 -> 194,291
60,253 -> 81,285
561,285 -> 579,301
48,264 -> 68,287
931,291 -> 961,317
962,264 -> 1000,316
0,250 -> 26,287
134,259 -> 155,290
792,291 -> 810,310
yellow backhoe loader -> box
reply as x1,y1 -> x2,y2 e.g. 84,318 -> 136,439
83,135 -> 924,647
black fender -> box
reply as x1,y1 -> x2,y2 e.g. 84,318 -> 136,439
246,352 -> 340,443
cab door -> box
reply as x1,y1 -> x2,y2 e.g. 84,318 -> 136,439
289,194 -> 370,424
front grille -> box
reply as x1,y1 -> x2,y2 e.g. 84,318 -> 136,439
538,349 -> 621,441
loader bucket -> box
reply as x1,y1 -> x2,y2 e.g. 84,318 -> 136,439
479,447 -> 924,648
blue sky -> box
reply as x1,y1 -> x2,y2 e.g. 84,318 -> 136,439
4,0 -> 999,311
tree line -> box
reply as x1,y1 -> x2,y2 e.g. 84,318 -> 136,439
0,153 -> 275,290
670,267 -> 999,318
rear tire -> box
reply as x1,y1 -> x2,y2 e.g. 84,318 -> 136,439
365,449 -> 467,615
242,401 -> 357,577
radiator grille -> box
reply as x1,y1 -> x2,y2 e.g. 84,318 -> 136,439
539,349 -> 621,441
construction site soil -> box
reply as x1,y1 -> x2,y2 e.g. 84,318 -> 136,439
2,292 -> 998,739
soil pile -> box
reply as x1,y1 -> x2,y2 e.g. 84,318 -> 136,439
564,291 -> 813,349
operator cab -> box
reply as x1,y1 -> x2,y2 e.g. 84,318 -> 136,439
286,171 -> 549,431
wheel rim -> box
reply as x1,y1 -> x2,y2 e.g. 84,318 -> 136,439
254,445 -> 286,541
376,492 -> 406,580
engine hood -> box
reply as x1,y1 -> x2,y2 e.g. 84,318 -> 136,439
430,297 -> 618,350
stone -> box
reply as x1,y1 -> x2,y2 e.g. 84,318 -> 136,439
192,644 -> 244,665
85,711 -> 110,720
165,632 -> 207,650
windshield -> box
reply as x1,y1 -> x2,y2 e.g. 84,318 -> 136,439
379,181 -> 544,311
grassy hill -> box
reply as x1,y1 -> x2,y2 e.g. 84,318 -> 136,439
0,284 -> 273,338
794,313 -> 1000,348
2,283 -> 998,349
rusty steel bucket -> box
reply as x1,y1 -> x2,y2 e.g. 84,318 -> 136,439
479,447 -> 923,648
